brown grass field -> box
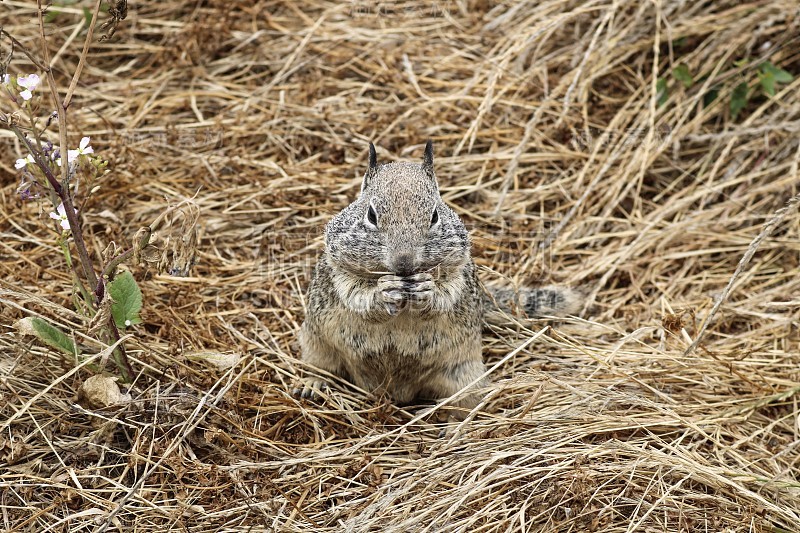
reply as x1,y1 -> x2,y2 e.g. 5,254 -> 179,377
1,1 -> 799,531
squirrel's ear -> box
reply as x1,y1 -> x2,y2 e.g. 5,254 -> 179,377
422,140 -> 434,169
368,142 -> 378,171
362,142 -> 378,192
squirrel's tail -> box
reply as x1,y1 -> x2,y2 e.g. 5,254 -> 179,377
485,285 -> 583,319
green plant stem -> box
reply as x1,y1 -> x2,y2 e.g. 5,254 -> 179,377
60,239 -> 93,312
73,277 -> 94,316
94,228 -> 154,379
101,250 -> 133,282
108,320 -> 134,382
99,228 -> 153,286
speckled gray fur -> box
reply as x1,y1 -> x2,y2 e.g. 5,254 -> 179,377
298,141 -> 579,411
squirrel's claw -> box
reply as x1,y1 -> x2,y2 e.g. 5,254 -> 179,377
378,275 -> 407,315
293,379 -> 329,400
404,275 -> 435,310
377,273 -> 437,314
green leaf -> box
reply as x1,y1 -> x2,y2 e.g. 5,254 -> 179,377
703,88 -> 719,107
759,62 -> 793,96
83,7 -> 93,27
108,271 -> 143,329
773,69 -> 794,83
761,61 -> 793,83
656,77 -> 668,107
672,64 -> 694,88
759,70 -> 776,96
45,7 -> 62,23
730,82 -> 749,119
19,317 -> 77,355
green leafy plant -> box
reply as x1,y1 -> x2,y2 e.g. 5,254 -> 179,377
672,64 -> 694,88
726,61 -> 793,120
757,61 -> 793,96
658,54 -> 794,122
656,77 -> 669,107
730,82 -> 749,120
1,3 -> 196,382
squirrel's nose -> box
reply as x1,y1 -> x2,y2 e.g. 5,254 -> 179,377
392,254 -> 415,277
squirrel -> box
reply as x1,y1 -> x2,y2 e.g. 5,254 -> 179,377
296,141 -> 580,412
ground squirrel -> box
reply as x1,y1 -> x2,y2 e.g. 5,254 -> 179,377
297,141 -> 580,411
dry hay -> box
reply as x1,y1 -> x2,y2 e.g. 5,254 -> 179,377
1,0 -> 799,531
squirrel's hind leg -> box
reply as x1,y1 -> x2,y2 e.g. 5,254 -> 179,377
420,359 -> 489,418
294,326 -> 348,399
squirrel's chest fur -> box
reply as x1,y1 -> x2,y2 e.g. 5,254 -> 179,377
336,313 -> 457,391
325,309 -> 478,403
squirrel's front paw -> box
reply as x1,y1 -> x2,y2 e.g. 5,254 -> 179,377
377,275 -> 407,316
404,272 -> 435,310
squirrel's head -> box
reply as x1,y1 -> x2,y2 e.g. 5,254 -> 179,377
325,141 -> 470,278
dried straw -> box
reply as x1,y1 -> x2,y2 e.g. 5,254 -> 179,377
1,0 -> 799,531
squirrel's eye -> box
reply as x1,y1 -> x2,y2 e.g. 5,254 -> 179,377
430,207 -> 439,228
366,204 -> 378,228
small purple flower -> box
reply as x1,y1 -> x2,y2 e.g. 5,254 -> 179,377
18,184 -> 36,201
17,170 -> 41,201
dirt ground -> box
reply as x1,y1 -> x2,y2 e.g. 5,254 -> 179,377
1,1 -> 799,531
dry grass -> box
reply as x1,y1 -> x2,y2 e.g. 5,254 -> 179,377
1,0 -> 800,531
